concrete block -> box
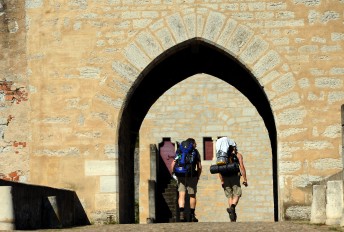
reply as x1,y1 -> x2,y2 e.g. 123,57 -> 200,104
326,180 -> 343,225
0,186 -> 14,230
310,185 -> 326,224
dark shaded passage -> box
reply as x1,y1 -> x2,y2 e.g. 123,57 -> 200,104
0,179 -> 90,230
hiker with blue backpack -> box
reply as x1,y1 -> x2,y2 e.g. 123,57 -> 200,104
170,138 -> 202,222
215,137 -> 248,222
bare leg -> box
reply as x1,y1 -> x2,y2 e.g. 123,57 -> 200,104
189,195 -> 196,209
228,196 -> 240,207
227,196 -> 240,222
189,194 -> 198,222
178,191 -> 186,208
178,191 -> 186,222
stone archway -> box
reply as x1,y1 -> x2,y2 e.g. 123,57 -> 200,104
117,38 -> 278,223
115,11 -> 295,223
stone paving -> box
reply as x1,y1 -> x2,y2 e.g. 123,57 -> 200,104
24,222 -> 344,232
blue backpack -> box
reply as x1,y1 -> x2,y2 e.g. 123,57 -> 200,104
174,140 -> 197,176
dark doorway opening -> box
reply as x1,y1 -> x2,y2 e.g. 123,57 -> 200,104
118,38 -> 278,223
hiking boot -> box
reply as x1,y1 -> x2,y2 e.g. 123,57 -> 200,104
226,207 -> 237,222
190,213 -> 198,222
179,211 -> 185,222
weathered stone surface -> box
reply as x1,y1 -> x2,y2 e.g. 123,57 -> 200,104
310,185 -> 326,224
1,0 -> 343,225
326,181 -> 343,225
0,186 -> 14,230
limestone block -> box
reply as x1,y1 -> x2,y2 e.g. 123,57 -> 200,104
136,31 -> 163,60
124,43 -> 150,70
285,205 -> 311,220
0,186 -> 14,230
239,36 -> 269,65
85,160 -> 117,176
100,176 -> 118,193
203,12 -> 226,42
226,24 -> 254,54
271,72 -> 295,94
217,18 -> 237,47
155,28 -> 176,50
166,13 -> 188,43
111,61 -> 138,83
183,14 -> 196,38
253,50 -> 281,78
25,0 -> 43,8
326,180 -> 343,225
310,185 -> 326,224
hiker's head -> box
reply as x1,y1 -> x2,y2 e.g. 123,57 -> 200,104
233,141 -> 238,152
228,145 -> 235,154
186,138 -> 196,147
227,139 -> 237,154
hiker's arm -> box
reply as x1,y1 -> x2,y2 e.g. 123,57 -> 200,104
218,173 -> 224,188
218,173 -> 224,182
170,160 -> 176,174
197,152 -> 202,178
237,153 -> 248,187
197,160 -> 202,179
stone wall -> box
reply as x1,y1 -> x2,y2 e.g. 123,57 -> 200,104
140,74 -> 273,222
0,0 -> 30,182
0,0 -> 342,224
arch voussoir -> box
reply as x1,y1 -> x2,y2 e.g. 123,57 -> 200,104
135,30 -> 164,60
216,18 -> 238,47
239,35 -> 270,65
224,24 -> 255,57
202,11 -> 227,42
270,92 -> 302,111
253,50 -> 282,79
124,43 -> 151,71
119,10 -> 301,117
166,13 -> 189,44
119,10 -> 301,119
183,14 -> 197,38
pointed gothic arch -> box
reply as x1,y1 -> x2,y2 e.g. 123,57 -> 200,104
117,38 -> 278,223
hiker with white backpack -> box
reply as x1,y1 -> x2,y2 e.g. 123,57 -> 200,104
216,137 -> 248,222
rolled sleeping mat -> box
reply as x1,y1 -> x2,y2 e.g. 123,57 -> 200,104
209,163 -> 239,175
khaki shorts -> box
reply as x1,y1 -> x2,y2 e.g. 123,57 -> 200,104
224,185 -> 242,198
177,176 -> 198,195
223,174 -> 242,198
